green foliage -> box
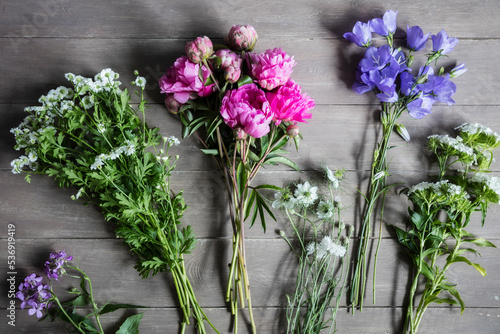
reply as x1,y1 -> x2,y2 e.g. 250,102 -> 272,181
10,70 -> 215,333
395,123 -> 500,333
43,263 -> 144,334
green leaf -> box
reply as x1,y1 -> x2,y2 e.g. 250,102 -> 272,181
450,256 -> 487,276
420,261 -> 435,281
115,313 -> 144,334
447,286 -> 466,314
200,149 -> 219,155
99,303 -> 144,315
254,184 -> 283,191
425,295 -> 459,306
236,161 -> 247,197
465,238 -> 497,248
264,156 -> 300,171
237,75 -> 253,87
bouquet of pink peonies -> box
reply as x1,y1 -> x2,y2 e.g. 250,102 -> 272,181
159,25 -> 315,333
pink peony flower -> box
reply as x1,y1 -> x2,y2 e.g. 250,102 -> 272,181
159,56 -> 215,104
213,49 -> 242,71
185,36 -> 213,64
266,79 -> 315,125
226,25 -> 258,51
250,48 -> 297,91
220,84 -> 272,138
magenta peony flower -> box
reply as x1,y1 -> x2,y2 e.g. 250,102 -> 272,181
266,79 -> 314,125
250,48 -> 297,91
226,25 -> 258,51
185,36 -> 213,64
220,84 -> 272,138
159,56 -> 215,104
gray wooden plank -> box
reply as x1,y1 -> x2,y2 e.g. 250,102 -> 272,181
1,238 -> 498,310
4,104 -> 500,173
2,306 -> 499,334
3,167 -> 500,239
0,38 -> 496,106
1,0 -> 499,39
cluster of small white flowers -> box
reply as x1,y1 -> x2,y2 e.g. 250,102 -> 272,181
294,181 -> 318,208
90,140 -> 136,170
163,136 -> 180,146
316,200 -> 334,219
306,236 -> 346,260
471,173 -> 500,200
65,69 -> 121,96
428,134 -> 475,159
409,180 -> 466,199
456,122 -> 500,138
97,123 -> 106,134
10,154 -> 38,174
408,181 -> 434,194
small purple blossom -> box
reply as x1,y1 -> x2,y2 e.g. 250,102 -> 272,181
359,45 -> 393,73
418,74 -> 457,105
344,21 -> 372,47
431,30 -> 459,55
407,95 -> 436,119
370,10 -> 398,36
44,250 -> 73,281
400,71 -> 417,96
16,274 -> 52,318
406,25 -> 430,51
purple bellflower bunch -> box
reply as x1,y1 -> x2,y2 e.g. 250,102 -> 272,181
344,10 -> 465,312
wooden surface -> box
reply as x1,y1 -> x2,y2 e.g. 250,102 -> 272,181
1,0 -> 500,333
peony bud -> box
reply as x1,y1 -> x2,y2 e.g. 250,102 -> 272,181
224,65 -> 241,84
226,25 -> 258,51
185,36 -> 213,64
234,127 -> 247,140
214,49 -> 242,70
164,94 -> 182,114
286,124 -> 300,137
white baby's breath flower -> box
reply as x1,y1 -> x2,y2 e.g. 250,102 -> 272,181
294,181 -> 318,208
164,136 -> 180,146
97,123 -> 106,134
123,140 -> 135,156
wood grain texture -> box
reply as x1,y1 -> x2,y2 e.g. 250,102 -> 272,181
1,0 -> 500,333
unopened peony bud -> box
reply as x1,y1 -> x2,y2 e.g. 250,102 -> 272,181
286,124 -> 300,137
226,25 -> 258,51
234,127 -> 247,140
224,66 -> 241,84
164,94 -> 182,114
214,49 -> 242,71
185,36 -> 213,64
